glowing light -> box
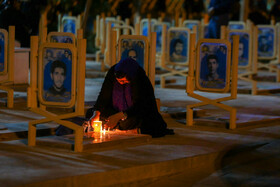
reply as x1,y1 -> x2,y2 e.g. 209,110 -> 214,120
93,121 -> 102,132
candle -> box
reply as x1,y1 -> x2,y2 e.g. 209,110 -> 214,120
93,121 -> 102,132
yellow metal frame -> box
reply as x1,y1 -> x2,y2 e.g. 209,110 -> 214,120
0,29 -> 8,75
195,39 -> 231,93
28,31 -> 86,152
47,32 -> 76,46
228,29 -> 252,69
0,26 -> 15,108
38,43 -> 77,108
186,34 -> 239,129
103,21 -> 135,71
96,17 -> 126,71
228,27 -> 258,95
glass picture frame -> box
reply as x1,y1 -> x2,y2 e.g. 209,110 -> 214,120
47,32 -> 76,45
195,39 -> 231,92
257,25 -> 276,59
38,43 -> 76,107
167,27 -> 190,65
62,16 -> 77,34
118,35 -> 149,71
228,30 -> 251,68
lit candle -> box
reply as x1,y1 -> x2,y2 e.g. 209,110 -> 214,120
93,121 -> 102,132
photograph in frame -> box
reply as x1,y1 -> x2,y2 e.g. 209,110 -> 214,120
229,31 -> 250,67
168,29 -> 189,63
119,38 -> 146,68
197,42 -> 228,91
257,27 -> 275,58
42,47 -> 73,103
0,29 -> 7,74
62,18 -> 76,34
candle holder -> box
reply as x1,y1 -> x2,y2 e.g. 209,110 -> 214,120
93,121 -> 102,132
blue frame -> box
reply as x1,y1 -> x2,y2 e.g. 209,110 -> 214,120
257,26 -> 276,59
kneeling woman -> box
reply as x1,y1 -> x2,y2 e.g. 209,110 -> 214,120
89,58 -> 174,137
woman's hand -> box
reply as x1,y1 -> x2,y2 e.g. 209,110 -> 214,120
105,112 -> 125,129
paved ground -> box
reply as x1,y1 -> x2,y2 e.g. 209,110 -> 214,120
0,60 -> 280,186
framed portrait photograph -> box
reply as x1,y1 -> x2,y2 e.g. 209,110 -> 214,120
195,39 -> 231,92
0,29 -> 8,75
257,25 -> 276,59
47,32 -> 76,45
167,27 -> 190,65
62,16 -> 77,34
152,23 -> 169,53
228,30 -> 251,68
38,43 -> 76,107
140,18 -> 157,37
228,21 -> 246,30
118,35 -> 149,71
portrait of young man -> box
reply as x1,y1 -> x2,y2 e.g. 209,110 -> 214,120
44,60 -> 71,102
200,53 -> 226,89
170,38 -> 187,62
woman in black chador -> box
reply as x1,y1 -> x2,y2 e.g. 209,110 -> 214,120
88,58 -> 174,138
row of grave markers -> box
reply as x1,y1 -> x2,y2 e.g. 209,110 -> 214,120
0,25 -> 240,152
95,15 -> 280,94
